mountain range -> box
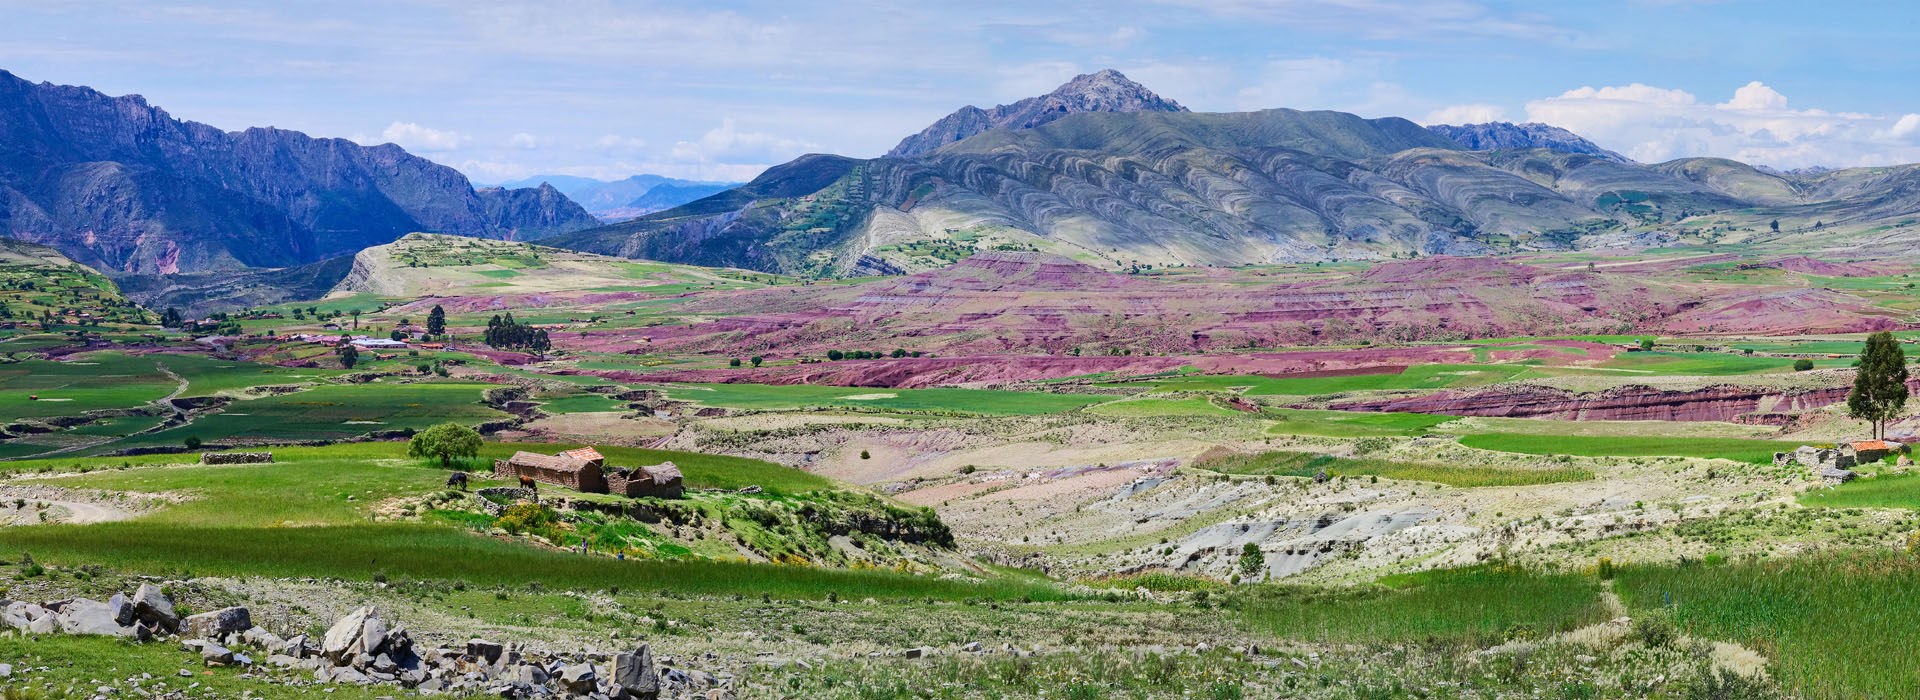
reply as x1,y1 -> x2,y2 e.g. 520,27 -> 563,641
548,70 -> 1920,277
0,70 -> 597,275
495,174 -> 741,222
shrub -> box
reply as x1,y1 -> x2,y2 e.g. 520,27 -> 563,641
1793,359 -> 1815,371
1632,610 -> 1678,649
497,502 -> 558,536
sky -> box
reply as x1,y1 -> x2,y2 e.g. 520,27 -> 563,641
7,0 -> 1920,184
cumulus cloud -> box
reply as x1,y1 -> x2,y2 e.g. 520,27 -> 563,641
1423,103 -> 1508,125
1524,81 -> 1920,168
665,119 -> 816,179
594,134 -> 648,153
506,132 -> 539,150
378,122 -> 467,151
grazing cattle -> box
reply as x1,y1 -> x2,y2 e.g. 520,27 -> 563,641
518,475 -> 538,492
445,472 -> 469,491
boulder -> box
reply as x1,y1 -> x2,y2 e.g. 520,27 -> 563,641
466,638 -> 505,665
323,606 -> 385,661
2,602 -> 45,631
559,662 -> 597,694
611,644 -> 660,698
184,606 -> 252,639
55,598 -> 135,637
901,647 -> 933,659
243,625 -> 286,651
106,592 -> 136,626
282,633 -> 314,658
201,643 -> 236,666
131,583 -> 177,628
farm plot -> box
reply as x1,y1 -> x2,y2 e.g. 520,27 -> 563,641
653,383 -> 1107,416
0,353 -> 178,418
108,382 -> 507,449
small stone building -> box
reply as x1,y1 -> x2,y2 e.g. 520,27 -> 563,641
1844,440 -> 1901,465
607,462 -> 684,499
494,450 -> 607,493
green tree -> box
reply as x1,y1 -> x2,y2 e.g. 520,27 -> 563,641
349,308 -> 362,329
408,422 -> 483,469
750,355 -> 764,367
1638,338 -> 1655,352
827,349 -> 844,361
1770,219 -> 1781,233
1848,331 -> 1909,439
1237,542 -> 1265,580
1793,358 -> 1815,371
426,305 -> 446,336
336,343 -> 360,369
729,358 -> 742,367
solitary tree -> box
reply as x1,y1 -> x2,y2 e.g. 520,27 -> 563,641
1848,331 -> 1909,440
350,308 -> 362,329
409,422 -> 483,469
426,305 -> 446,336
1237,542 -> 1265,580
1770,219 -> 1781,233
336,343 -> 360,369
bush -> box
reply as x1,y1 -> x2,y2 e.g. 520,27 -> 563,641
1632,610 -> 1678,648
497,502 -> 558,536
1793,359 -> 1815,371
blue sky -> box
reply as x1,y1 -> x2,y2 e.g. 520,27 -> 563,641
8,1 -> 1920,182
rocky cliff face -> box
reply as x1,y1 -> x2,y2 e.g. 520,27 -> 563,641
1427,122 -> 1630,162
886,69 -> 1188,158
0,71 -> 596,274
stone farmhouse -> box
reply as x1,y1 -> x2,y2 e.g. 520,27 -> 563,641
493,446 -> 683,498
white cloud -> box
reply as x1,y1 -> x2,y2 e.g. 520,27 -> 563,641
506,132 -> 540,150
665,119 -> 817,178
1524,81 -> 1920,168
377,122 -> 467,151
1423,104 -> 1508,125
594,134 -> 648,152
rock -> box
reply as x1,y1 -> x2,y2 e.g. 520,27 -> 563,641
466,639 -> 504,665
106,592 -> 136,626
610,644 -> 660,698
323,607 -> 383,661
183,607 -> 252,639
266,654 -> 302,669
0,663 -> 10,678
3,602 -> 46,632
959,641 -> 982,653
201,643 -> 236,666
901,647 -> 933,659
242,626 -> 286,651
558,663 -> 597,693
282,634 -> 313,658
132,579 -> 177,625
55,598 -> 136,637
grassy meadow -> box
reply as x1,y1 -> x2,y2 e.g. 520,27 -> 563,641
1197,449 -> 1592,487
1459,433 -> 1803,464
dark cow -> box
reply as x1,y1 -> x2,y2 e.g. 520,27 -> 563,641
518,475 -> 539,493
445,472 -> 469,491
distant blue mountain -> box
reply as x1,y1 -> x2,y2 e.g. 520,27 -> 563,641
497,174 -> 742,221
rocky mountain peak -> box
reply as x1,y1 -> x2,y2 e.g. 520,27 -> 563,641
886,69 -> 1187,158
1426,122 -> 1630,162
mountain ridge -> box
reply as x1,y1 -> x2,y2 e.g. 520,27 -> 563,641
0,70 -> 597,275
1427,122 -> 1631,162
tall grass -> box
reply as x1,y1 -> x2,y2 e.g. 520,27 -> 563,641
1615,552 -> 1920,699
0,523 -> 1071,602
1459,433 -> 1801,464
1198,450 -> 1591,487
1238,564 -> 1607,645
1799,472 -> 1920,509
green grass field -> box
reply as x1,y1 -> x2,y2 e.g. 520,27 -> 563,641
1240,564 -> 1607,644
1086,396 -> 1238,417
1616,552 -> 1920,699
0,352 -> 177,418
0,443 -> 1056,601
655,383 -> 1107,415
1264,408 -> 1455,437
1799,472 -> 1920,509
1598,351 -> 1853,375
1459,433 -> 1802,463
1198,450 -> 1592,487
109,382 -> 508,450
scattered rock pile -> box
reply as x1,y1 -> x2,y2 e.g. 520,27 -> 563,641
3,586 -> 702,699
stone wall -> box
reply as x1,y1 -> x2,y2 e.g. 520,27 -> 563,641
201,452 -> 274,465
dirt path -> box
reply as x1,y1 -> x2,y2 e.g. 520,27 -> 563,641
0,486 -> 144,525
